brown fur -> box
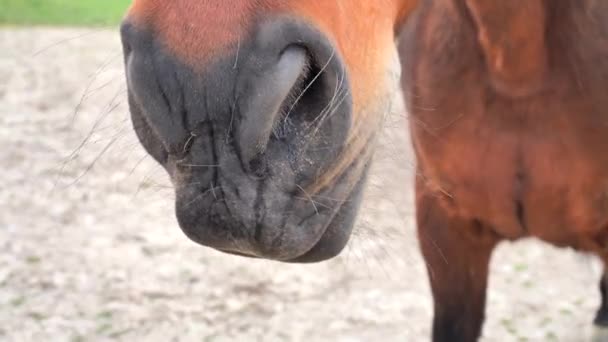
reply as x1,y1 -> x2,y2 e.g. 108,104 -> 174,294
405,0 -> 608,256
401,0 -> 608,339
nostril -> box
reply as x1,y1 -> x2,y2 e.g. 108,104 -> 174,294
236,46 -> 309,171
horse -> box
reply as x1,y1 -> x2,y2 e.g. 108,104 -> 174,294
120,0 -> 608,341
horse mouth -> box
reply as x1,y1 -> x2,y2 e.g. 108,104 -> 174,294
172,154 -> 369,263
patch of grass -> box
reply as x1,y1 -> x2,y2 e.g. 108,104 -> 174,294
513,262 -> 528,272
96,310 -> 113,320
539,316 -> 553,327
10,296 -> 26,307
70,335 -> 85,342
25,255 -> 41,264
500,318 -> 518,336
26,312 -> 46,321
545,331 -> 558,341
108,328 -> 132,339
521,280 -> 534,288
0,0 -> 131,26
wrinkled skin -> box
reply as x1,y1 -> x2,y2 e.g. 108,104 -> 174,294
121,0 -> 608,341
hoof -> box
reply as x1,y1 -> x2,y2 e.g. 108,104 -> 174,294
592,325 -> 608,342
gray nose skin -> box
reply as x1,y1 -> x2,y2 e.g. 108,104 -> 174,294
121,16 -> 360,262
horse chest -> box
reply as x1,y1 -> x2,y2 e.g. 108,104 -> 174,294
411,86 -> 608,248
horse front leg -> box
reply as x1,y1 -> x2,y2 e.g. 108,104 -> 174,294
593,268 -> 608,341
416,186 -> 500,342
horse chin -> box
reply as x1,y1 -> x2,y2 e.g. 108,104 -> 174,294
287,186 -> 364,263
174,162 -> 369,263
217,203 -> 358,263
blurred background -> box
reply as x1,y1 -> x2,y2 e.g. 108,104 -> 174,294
0,1 -> 604,341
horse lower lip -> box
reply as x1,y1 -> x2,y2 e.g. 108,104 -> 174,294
219,249 -> 260,259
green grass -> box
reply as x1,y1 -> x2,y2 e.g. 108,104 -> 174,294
0,0 -> 131,26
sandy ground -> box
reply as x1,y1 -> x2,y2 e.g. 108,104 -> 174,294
0,28 -> 605,341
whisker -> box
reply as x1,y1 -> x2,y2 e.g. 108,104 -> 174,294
81,75 -> 124,101
303,67 -> 349,139
71,52 -> 124,123
283,50 -> 336,122
133,169 -> 171,199
53,94 -> 125,191
32,29 -> 106,57
303,87 -> 349,146
210,182 -> 218,200
128,154 -> 152,177
233,37 -> 241,69
306,66 -> 347,130
295,184 -> 320,215
178,163 -> 220,169
184,186 -> 222,208
62,126 -> 129,189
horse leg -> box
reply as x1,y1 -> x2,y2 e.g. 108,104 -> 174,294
416,189 -> 500,342
593,268 -> 608,341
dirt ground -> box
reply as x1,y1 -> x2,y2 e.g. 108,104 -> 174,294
0,28 -> 605,341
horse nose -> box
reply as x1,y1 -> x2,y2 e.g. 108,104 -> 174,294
122,15 -> 355,262
236,46 -> 308,171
